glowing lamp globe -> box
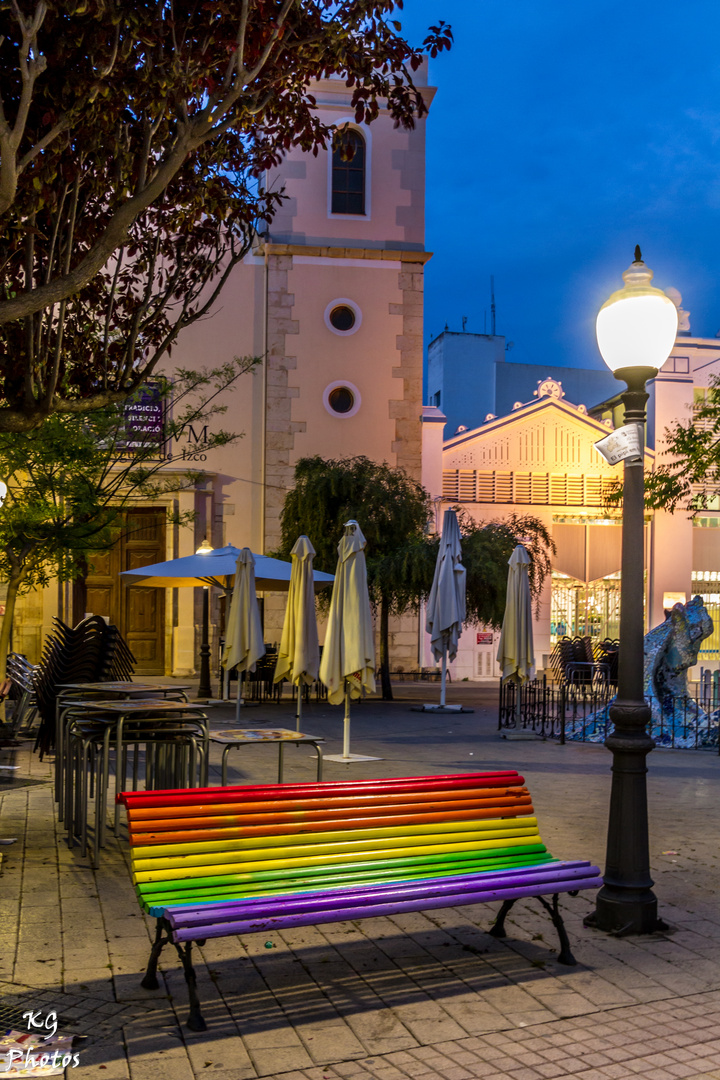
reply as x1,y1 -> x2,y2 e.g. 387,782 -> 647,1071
596,248 -> 679,374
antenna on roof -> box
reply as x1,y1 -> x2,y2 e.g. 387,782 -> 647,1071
490,275 -> 496,336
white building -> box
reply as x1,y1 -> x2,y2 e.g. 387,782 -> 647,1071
430,291 -> 720,682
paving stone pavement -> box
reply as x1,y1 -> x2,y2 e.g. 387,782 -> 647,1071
1,682 -> 720,1079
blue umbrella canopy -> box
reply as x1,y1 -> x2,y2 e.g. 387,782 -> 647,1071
120,544 -> 334,592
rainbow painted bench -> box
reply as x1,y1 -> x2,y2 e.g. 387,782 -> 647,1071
118,771 -> 602,1031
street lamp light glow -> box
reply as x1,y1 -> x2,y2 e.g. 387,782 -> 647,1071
196,537 -> 213,555
596,248 -> 678,373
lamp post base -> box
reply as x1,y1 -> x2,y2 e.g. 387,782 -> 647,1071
586,889 -> 663,936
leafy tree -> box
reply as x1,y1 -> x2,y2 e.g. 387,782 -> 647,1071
643,376 -> 720,513
0,1 -> 451,431
381,509 -> 554,628
0,356 -> 256,675
277,456 -> 553,700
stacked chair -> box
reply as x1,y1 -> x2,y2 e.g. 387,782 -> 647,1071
5,653 -> 40,736
34,616 -> 136,758
594,638 -> 619,685
549,635 -> 615,692
9,615 -> 209,866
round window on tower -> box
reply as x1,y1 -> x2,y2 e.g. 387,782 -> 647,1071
323,380 -> 362,418
329,305 -> 356,332
324,298 -> 362,336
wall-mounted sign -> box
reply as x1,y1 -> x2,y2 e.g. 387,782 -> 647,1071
477,631 -> 494,645
121,383 -> 164,450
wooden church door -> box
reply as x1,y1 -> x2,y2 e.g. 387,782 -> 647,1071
74,508 -> 166,675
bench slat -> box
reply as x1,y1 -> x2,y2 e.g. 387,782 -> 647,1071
169,868 -> 604,942
131,815 -> 541,864
134,836 -> 548,883
168,861 -> 598,926
139,847 -> 553,907
128,794 -> 534,838
144,855 -> 558,908
119,771 -> 526,812
125,786 -> 528,816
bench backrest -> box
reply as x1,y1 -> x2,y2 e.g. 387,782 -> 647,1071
118,772 -> 554,917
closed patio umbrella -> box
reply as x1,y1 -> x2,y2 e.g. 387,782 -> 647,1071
497,544 -> 535,683
497,544 -> 535,728
273,536 -> 320,730
423,508 -> 466,711
319,521 -> 379,762
222,549 -> 265,720
121,545 -> 333,699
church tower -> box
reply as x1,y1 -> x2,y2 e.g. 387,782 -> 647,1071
258,65 -> 434,554
124,65 -> 436,676
250,66 -> 435,662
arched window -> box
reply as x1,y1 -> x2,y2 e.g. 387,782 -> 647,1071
331,129 -> 366,215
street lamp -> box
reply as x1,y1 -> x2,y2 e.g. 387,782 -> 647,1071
589,247 -> 678,934
196,537 -> 214,699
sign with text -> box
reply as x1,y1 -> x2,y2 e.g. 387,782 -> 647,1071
594,423 -> 643,466
476,632 -> 494,645
121,383 -> 164,450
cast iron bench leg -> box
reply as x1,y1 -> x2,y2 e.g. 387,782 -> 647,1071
142,919 -> 208,1031
171,938 -> 207,1032
488,898 -> 515,939
141,918 -> 169,990
535,893 -> 577,966
488,894 -> 577,966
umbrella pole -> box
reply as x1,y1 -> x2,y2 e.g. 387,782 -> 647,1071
440,647 -> 447,708
343,686 -> 351,759
235,672 -> 243,723
296,683 -> 303,732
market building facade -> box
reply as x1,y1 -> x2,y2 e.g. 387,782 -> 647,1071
433,309 -> 720,683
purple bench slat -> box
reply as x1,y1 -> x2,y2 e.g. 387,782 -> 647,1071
171,871 -> 604,941
166,860 -> 601,929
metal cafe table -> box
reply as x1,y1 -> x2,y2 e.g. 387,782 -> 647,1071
210,728 -> 325,784
59,696 -> 207,847
54,681 -> 191,818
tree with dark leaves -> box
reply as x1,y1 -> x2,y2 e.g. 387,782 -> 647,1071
277,456 -> 554,700
0,1 -> 451,431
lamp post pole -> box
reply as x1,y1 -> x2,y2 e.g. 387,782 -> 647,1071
588,247 -> 678,935
196,537 -> 214,700
590,365 -> 660,933
197,586 -> 213,700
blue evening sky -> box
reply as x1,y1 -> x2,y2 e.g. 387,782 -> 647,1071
401,1 -> 720,371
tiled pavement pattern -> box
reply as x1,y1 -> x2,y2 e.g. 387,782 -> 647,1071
2,682 -> 720,1079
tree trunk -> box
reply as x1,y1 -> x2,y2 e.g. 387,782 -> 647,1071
0,566 -> 24,681
379,593 -> 393,701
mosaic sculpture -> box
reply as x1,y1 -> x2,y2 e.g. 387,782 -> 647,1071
566,596 -> 714,748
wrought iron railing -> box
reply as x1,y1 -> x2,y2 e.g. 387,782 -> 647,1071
499,676 -> 720,751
